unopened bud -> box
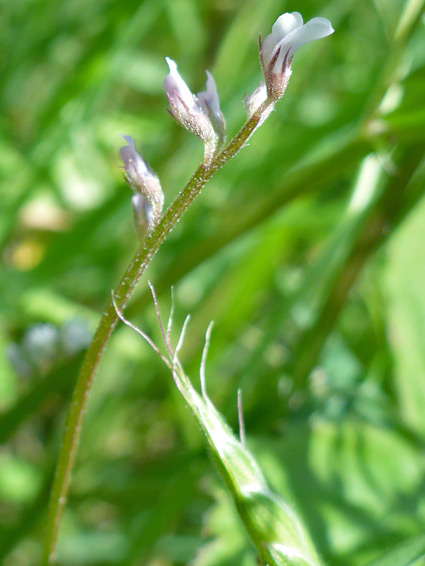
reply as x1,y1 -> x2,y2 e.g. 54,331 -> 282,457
119,136 -> 164,235
197,71 -> 226,147
132,194 -> 154,241
163,58 -> 225,164
243,81 -> 269,119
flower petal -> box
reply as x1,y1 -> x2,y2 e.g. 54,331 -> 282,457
198,71 -> 221,121
271,12 -> 303,41
273,16 -> 334,62
163,57 -> 197,111
120,135 -> 149,178
262,12 -> 303,65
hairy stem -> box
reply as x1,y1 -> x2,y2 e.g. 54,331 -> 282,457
42,100 -> 272,565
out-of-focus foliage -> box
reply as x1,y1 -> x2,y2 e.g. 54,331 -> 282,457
1,0 -> 425,565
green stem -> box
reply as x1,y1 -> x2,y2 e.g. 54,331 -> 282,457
42,101 -> 272,565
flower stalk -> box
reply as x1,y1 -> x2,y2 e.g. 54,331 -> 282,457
43,10 -> 335,563
42,98 -> 273,566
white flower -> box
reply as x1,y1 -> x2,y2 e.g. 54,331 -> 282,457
119,135 -> 163,231
163,58 -> 226,163
260,12 -> 334,100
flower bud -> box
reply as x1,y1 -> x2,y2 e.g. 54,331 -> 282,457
260,12 -> 334,101
163,58 -> 225,164
164,58 -> 214,141
131,193 -> 154,241
119,136 -> 164,234
197,71 -> 226,147
243,81 -> 268,119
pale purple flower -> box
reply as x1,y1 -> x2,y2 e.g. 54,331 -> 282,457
120,136 -> 163,234
260,12 -> 334,100
163,58 -> 225,162
164,58 -> 214,142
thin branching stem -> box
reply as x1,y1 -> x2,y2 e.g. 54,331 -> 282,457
112,293 -> 171,369
42,99 -> 273,565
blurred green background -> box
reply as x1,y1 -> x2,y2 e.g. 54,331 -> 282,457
1,0 -> 425,564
